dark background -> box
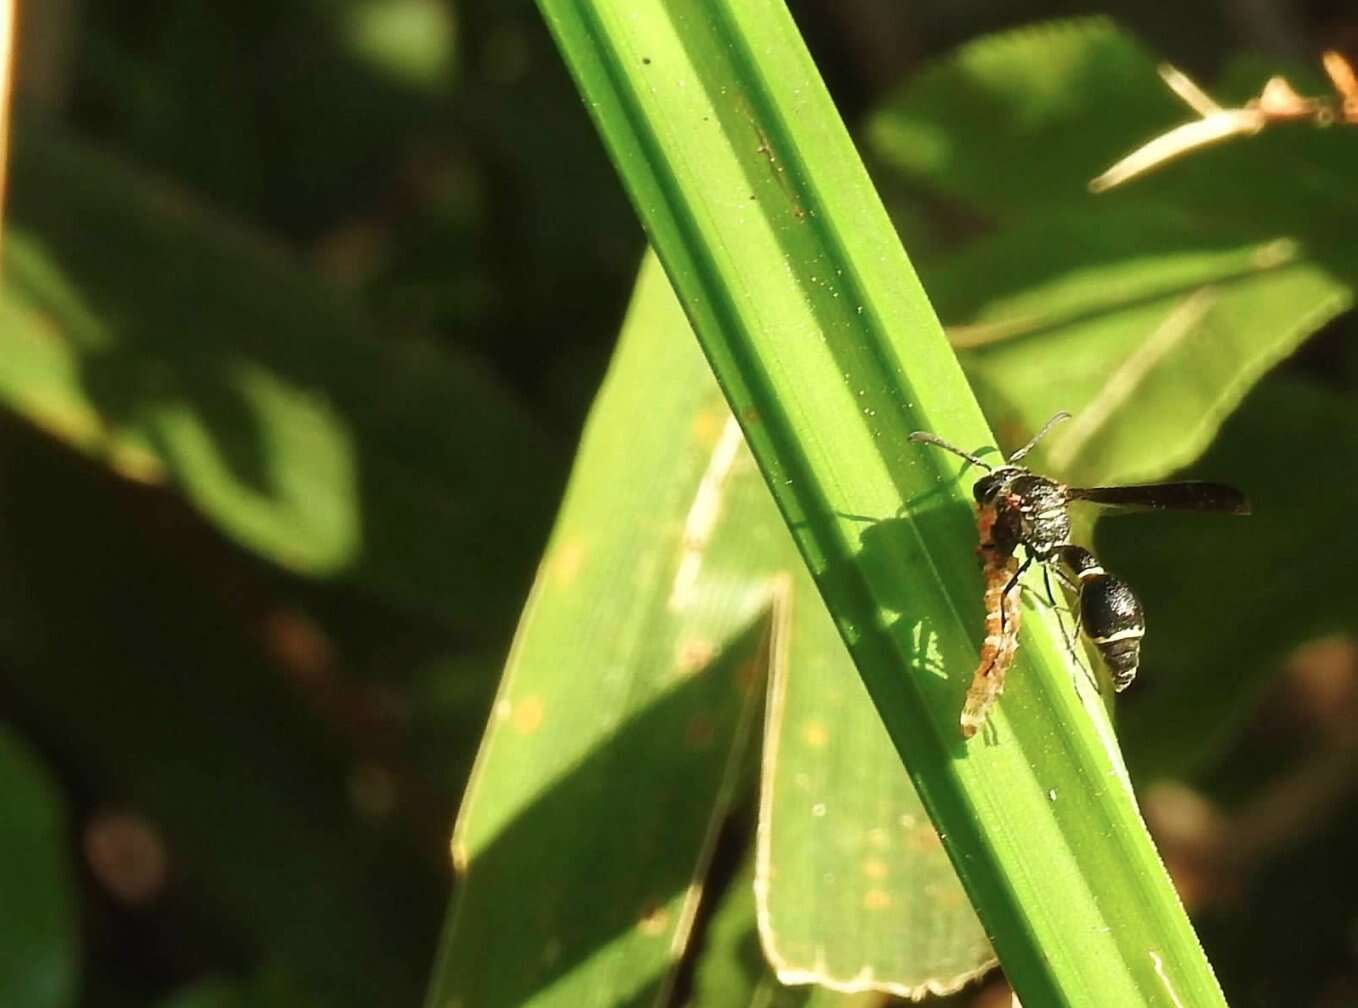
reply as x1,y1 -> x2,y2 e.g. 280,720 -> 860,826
4,2 -> 1356,1006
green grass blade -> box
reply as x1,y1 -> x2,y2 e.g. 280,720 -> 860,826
427,255 -> 777,1008
538,2 -> 1227,1004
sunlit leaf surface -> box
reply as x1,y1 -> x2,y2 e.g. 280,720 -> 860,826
696,854 -> 891,1008
758,558 -> 993,996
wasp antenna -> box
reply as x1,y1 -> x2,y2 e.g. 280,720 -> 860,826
908,430 -> 994,472
1009,411 -> 1072,463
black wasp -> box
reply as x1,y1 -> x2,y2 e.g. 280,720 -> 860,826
910,411 -> 1248,734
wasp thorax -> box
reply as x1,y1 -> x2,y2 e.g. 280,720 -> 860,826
994,472 -> 1070,559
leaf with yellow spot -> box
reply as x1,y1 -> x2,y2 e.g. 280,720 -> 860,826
757,559 -> 994,998
428,255 -> 778,1008
696,851 -> 897,1008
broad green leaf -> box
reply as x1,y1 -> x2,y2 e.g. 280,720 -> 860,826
0,125 -> 559,633
930,209 -> 1353,485
0,726 -> 77,1008
538,2 -> 1225,1005
759,556 -> 993,997
427,255 -> 776,1008
1102,376 -> 1358,779
869,18 -> 1358,484
0,429 -> 437,1008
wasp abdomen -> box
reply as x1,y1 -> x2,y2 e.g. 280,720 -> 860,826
1091,632 -> 1142,692
1058,546 -> 1145,692
1082,576 -> 1144,692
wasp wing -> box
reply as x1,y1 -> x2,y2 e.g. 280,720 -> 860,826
1067,482 -> 1250,515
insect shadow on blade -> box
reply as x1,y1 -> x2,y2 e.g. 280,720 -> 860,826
909,412 -> 1249,739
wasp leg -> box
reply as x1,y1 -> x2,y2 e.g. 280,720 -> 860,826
1019,582 -> 1073,615
1040,565 -> 1090,678
1019,575 -> 1099,693
1042,566 -> 1077,655
1047,564 -> 1103,694
1020,576 -> 1077,654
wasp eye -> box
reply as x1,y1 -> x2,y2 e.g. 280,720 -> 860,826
973,473 -> 1002,505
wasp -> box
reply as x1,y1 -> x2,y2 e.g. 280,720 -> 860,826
909,412 -> 1248,737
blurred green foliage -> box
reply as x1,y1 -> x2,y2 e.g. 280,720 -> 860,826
1,3 -> 1356,1008
0,727 -> 77,1008
870,19 -> 1355,486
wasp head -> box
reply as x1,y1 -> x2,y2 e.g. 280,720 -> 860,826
972,466 -> 1021,506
